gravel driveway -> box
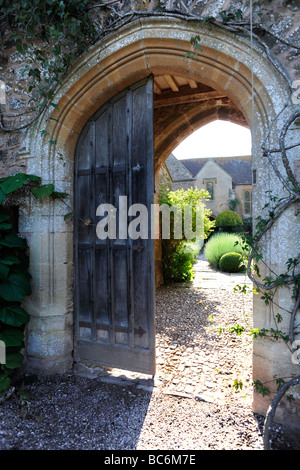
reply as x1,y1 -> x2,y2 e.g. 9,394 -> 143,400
0,258 -> 299,451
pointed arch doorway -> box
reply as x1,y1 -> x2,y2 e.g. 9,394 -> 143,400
23,16 -> 296,422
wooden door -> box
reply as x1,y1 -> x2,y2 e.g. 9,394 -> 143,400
74,78 -> 155,375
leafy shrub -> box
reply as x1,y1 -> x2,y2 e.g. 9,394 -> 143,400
159,187 -> 215,242
219,252 -> 245,273
162,244 -> 195,282
228,197 -> 240,212
0,173 -> 67,398
160,187 -> 215,283
242,217 -> 253,235
204,232 -> 249,268
185,240 -> 203,259
215,209 -> 243,230
0,208 -> 31,397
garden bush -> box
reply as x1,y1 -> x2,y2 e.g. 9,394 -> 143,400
219,252 -> 245,273
160,187 -> 215,283
215,209 -> 243,231
162,243 -> 196,282
0,207 -> 31,397
242,216 -> 253,235
0,173 -> 67,398
204,232 -> 249,268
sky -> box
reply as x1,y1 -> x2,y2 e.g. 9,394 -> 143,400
172,120 -> 252,160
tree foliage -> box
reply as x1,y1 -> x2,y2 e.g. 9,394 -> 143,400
159,187 -> 215,282
0,174 -> 66,398
215,209 -> 243,230
0,0 -> 97,131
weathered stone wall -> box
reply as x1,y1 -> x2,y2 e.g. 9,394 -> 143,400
0,0 -> 299,175
0,49 -> 31,176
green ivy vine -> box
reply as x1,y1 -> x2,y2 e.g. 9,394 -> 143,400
0,0 -> 97,133
0,173 -> 66,399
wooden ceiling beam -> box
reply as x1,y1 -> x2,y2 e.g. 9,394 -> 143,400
163,75 -> 180,92
153,78 -> 162,95
188,79 -> 198,89
154,90 -> 227,108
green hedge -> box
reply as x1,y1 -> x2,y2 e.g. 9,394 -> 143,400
215,209 -> 243,230
219,252 -> 246,273
204,232 -> 249,269
162,243 -> 196,282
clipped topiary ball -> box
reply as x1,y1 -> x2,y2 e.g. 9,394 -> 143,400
219,252 -> 245,273
215,209 -> 243,228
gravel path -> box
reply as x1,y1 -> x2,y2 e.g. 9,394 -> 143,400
0,258 -> 299,451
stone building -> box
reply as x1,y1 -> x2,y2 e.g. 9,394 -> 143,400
161,153 -> 195,191
163,153 -> 252,219
0,1 -> 299,430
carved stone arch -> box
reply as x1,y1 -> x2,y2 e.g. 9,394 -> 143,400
27,17 -> 289,159
22,15 -> 298,424
154,102 -> 248,171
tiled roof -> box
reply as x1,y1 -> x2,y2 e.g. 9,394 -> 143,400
180,155 -> 252,185
165,154 -> 195,182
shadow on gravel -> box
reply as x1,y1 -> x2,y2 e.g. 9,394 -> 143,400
155,284 -> 222,348
0,372 -> 153,450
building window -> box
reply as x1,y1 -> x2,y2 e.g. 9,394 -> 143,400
206,181 -> 214,199
204,180 -> 215,200
244,190 -> 252,214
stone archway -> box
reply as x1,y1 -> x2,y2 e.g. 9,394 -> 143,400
21,16 -> 298,423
